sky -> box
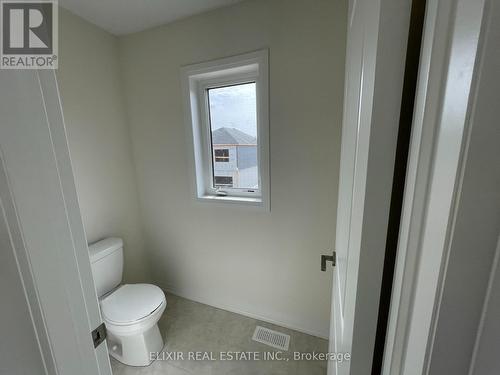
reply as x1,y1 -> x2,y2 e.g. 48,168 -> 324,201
208,82 -> 257,137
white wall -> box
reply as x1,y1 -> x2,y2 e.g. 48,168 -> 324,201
238,166 -> 258,189
119,0 -> 346,337
57,9 -> 149,283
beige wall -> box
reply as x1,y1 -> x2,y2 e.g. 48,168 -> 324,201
57,8 -> 149,283
119,0 -> 346,337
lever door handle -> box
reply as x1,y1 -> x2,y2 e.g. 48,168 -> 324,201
321,251 -> 336,271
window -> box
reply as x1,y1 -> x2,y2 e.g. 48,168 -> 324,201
214,149 -> 229,162
182,50 -> 269,209
214,176 -> 233,187
208,83 -> 258,190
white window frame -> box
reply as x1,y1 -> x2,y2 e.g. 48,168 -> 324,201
181,50 -> 270,209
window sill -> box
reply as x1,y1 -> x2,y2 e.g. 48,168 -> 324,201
198,194 -> 265,207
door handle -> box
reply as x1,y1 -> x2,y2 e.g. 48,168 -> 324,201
321,251 -> 336,271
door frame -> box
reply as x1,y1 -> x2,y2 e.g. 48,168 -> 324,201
382,0 -> 489,373
0,70 -> 112,375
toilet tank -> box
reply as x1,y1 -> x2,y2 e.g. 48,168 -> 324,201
88,238 -> 124,298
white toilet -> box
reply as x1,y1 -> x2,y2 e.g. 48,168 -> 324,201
89,237 -> 166,367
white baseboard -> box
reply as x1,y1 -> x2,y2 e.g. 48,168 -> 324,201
162,286 -> 329,340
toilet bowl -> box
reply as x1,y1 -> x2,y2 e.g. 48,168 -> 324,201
89,238 -> 167,367
101,283 -> 166,366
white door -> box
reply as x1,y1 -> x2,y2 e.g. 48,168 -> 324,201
0,70 -> 112,375
328,0 -> 412,374
0,157 -> 53,375
328,1 -> 364,371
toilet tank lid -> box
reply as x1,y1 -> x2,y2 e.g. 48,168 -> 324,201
88,237 -> 123,264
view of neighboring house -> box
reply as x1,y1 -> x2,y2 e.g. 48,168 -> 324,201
211,127 -> 258,189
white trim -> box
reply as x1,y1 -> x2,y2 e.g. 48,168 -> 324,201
382,0 -> 488,374
162,287 -> 328,340
197,194 -> 264,206
181,49 -> 270,210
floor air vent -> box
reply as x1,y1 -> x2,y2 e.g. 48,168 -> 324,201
252,326 -> 290,351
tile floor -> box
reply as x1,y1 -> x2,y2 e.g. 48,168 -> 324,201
110,293 -> 328,375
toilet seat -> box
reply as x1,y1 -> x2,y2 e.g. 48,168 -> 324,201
101,283 -> 166,325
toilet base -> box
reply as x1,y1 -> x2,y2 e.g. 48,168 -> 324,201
107,323 -> 164,367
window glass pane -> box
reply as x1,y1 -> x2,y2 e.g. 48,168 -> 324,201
208,82 -> 259,190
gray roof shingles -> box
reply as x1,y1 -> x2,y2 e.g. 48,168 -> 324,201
211,127 -> 256,145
